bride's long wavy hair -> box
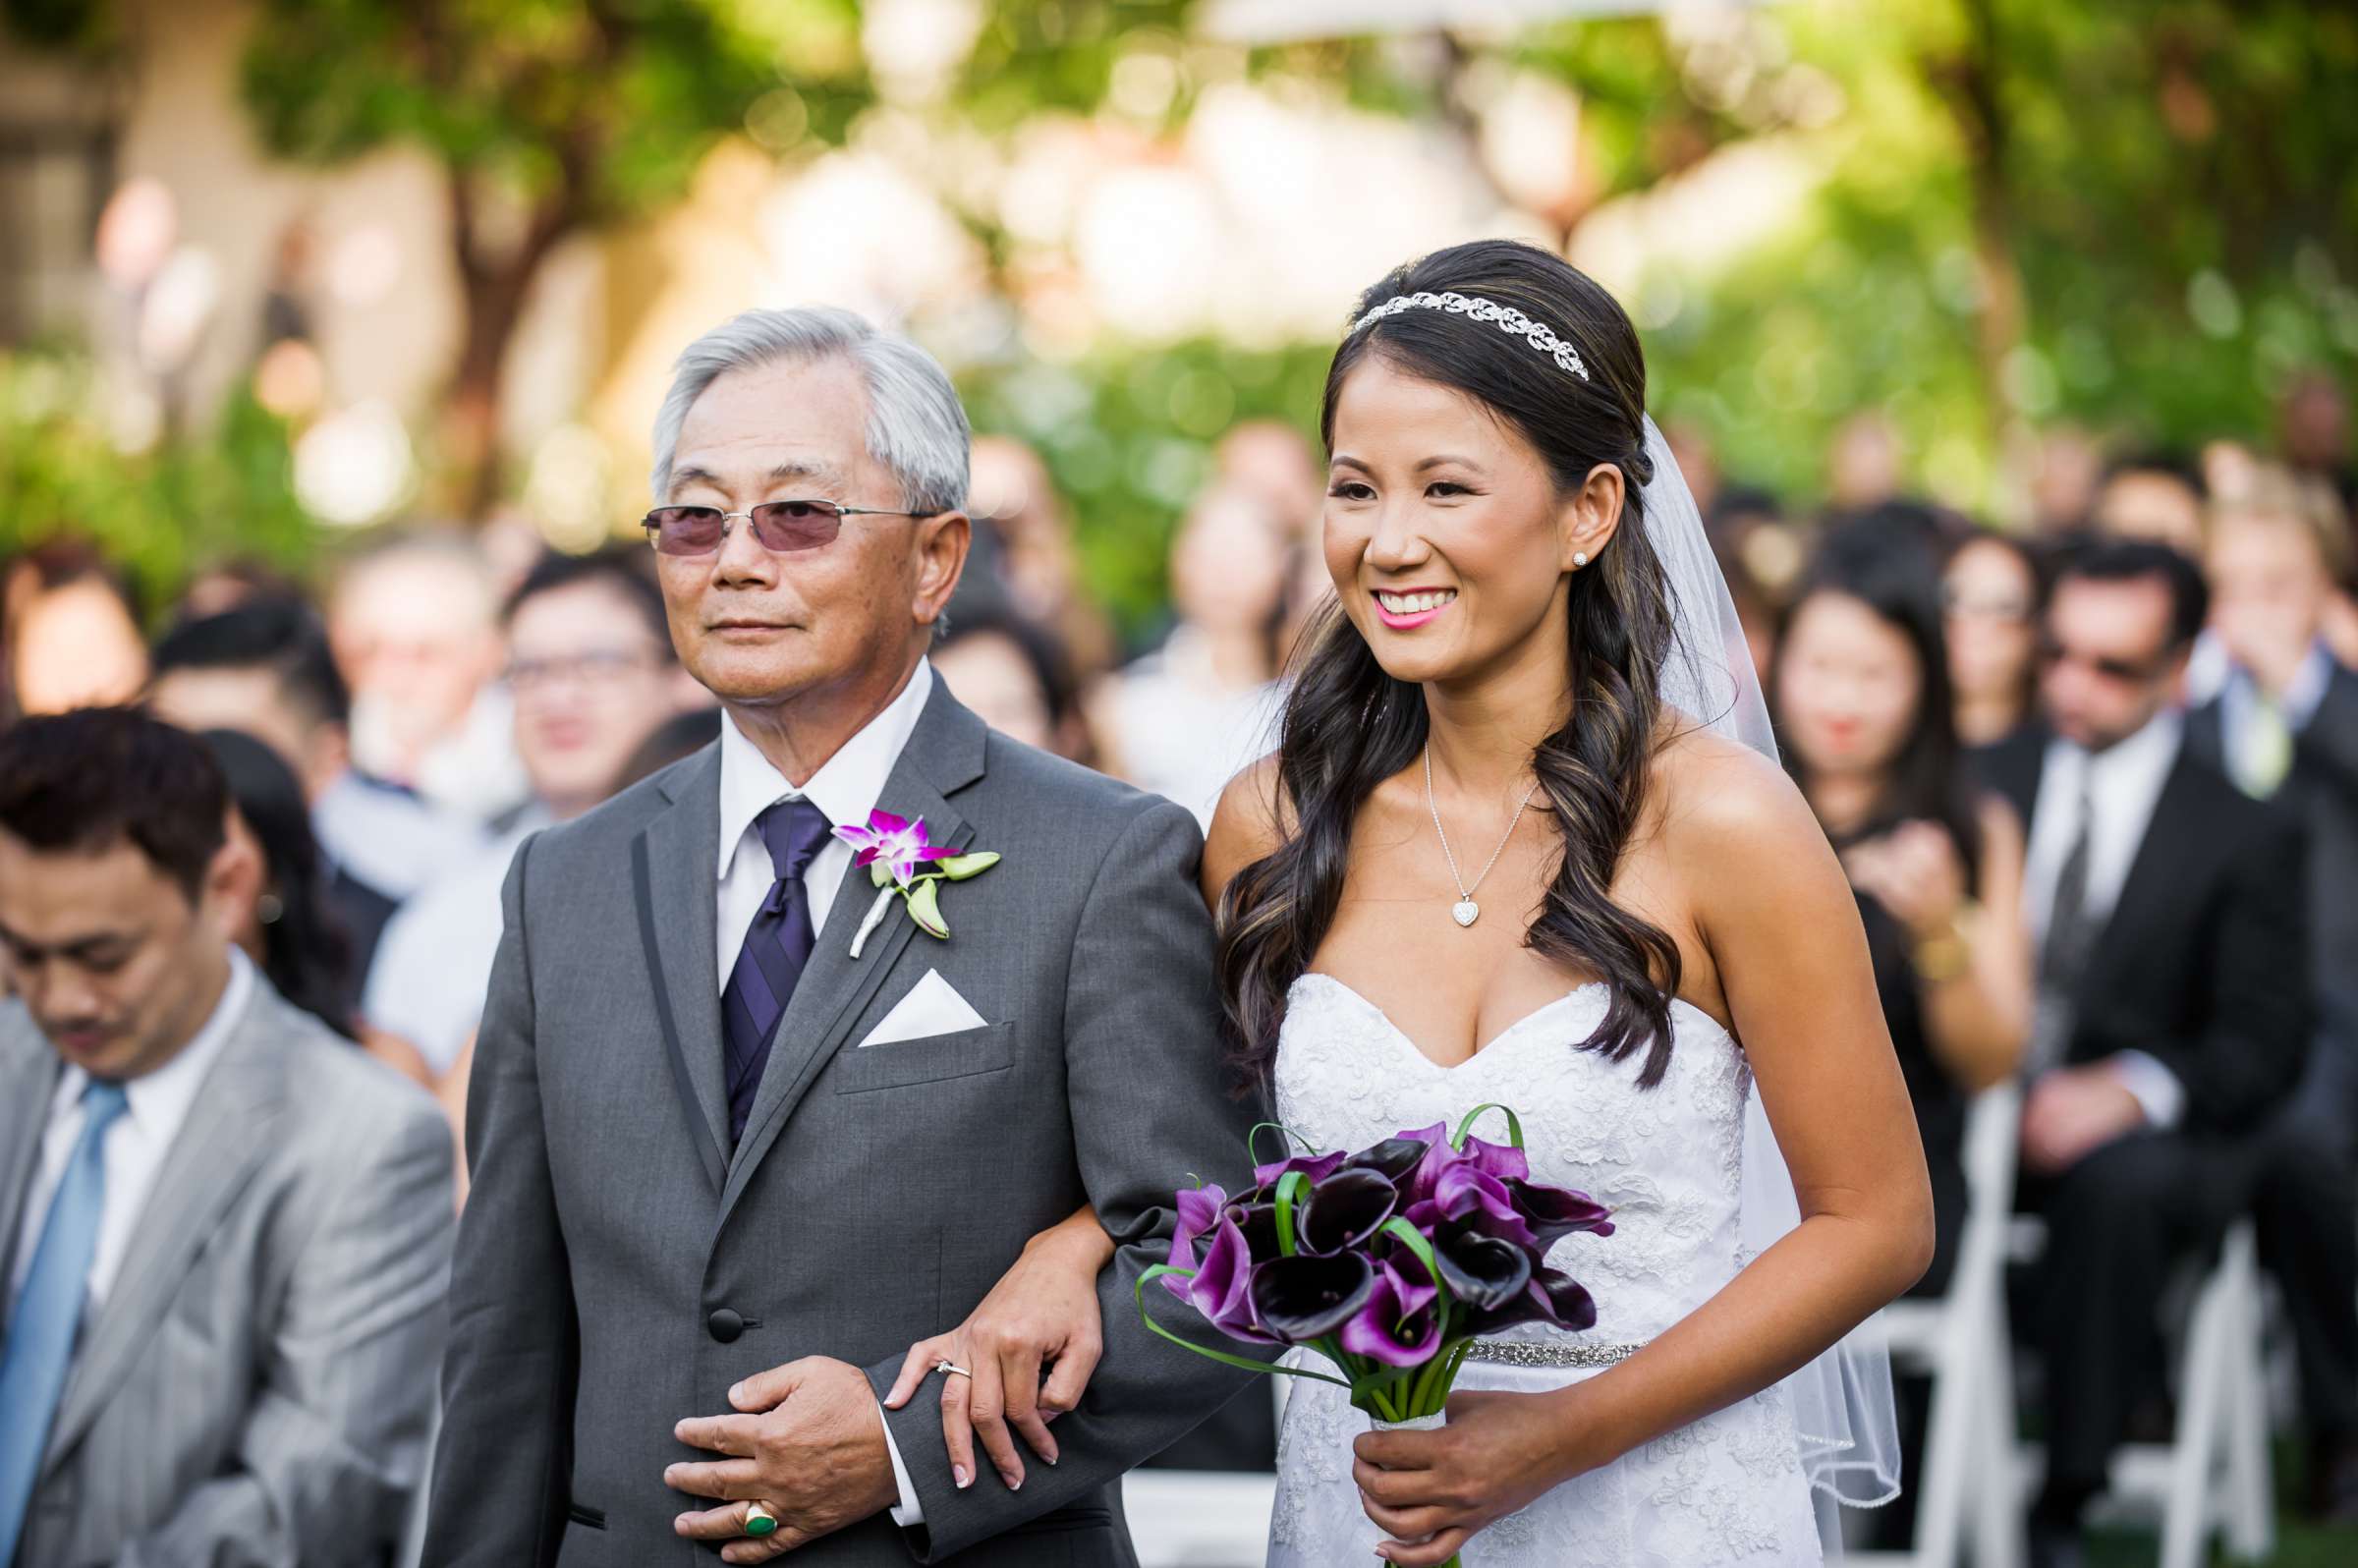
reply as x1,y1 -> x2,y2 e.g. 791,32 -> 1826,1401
1217,240 -> 1685,1092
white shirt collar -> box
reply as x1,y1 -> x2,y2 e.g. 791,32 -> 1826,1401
2066,703 -> 2183,795
50,944 -> 255,1136
716,659 -> 935,878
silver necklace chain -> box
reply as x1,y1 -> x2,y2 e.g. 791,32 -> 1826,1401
1424,746 -> 1540,927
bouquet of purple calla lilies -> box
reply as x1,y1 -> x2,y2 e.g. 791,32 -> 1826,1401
1139,1103 -> 1611,1562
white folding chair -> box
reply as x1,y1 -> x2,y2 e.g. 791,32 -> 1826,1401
2098,1217 -> 2275,1568
1852,1081 -> 2026,1568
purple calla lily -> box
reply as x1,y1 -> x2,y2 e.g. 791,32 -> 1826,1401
1254,1148 -> 1348,1190
1298,1168 -> 1399,1255
1455,1132 -> 1531,1184
1508,1179 -> 1616,1249
1468,1265 -> 1599,1336
1162,1184 -> 1228,1301
1342,1136 -> 1432,1185
1430,1221 -> 1535,1311
1337,1255 -> 1444,1366
1180,1207 -> 1278,1343
1251,1252 -> 1376,1342
832,809 -> 958,888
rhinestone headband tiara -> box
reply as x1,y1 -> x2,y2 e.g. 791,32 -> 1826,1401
1348,290 -> 1591,382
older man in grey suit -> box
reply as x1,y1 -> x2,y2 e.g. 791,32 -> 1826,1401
425,307 -> 1258,1568
0,707 -> 455,1568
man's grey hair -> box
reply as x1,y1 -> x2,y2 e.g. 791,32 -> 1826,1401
649,307 -> 970,517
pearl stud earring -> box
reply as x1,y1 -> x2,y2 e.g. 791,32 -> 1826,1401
1573,551 -> 1590,567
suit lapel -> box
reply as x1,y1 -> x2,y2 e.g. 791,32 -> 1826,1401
636,745 -> 731,1193
0,1021 -> 61,1284
2075,751 -> 2208,1013
716,686 -> 989,1231
43,987 -> 288,1480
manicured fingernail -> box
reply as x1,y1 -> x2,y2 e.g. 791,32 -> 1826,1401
1044,1451 -> 1059,1466
954,1465 -> 972,1489
1005,1473 -> 1023,1491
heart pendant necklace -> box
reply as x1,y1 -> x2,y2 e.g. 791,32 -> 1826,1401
1424,745 -> 1540,928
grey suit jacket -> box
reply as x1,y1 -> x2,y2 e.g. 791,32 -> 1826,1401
424,683 -> 1261,1568
0,976 -> 455,1568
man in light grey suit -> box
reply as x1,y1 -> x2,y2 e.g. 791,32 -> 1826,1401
0,707 -> 455,1568
425,308 -> 1258,1568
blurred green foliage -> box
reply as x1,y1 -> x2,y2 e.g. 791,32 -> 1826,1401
5,0 -> 2354,626
960,336 -> 1333,629
0,350 -> 316,615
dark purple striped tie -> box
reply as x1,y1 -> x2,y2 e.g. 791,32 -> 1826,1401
721,799 -> 834,1145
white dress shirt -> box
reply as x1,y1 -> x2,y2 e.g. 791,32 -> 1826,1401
312,769 -> 488,902
8,947 -> 254,1318
363,808 -> 551,1075
713,658 -> 934,1526
2020,709 -> 2187,1126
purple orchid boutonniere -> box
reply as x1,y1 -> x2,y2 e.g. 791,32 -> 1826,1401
833,809 -> 1000,958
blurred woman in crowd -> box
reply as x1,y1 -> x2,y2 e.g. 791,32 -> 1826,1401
1942,526 -> 2047,750
199,726 -> 434,1084
204,726 -> 360,1034
967,434 -> 1118,680
1773,523 -> 2032,1289
933,591 -> 1091,761
3,539 -> 150,720
1089,483 -> 1289,825
1773,523 -> 2033,1546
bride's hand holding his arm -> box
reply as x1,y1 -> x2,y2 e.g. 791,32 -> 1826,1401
1355,738 -> 1936,1566
884,1204 -> 1114,1495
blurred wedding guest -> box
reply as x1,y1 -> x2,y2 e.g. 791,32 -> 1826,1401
1662,418 -> 1721,516
1773,526 -> 2032,1550
1089,483 -> 1288,826
174,556 -> 305,621
2090,448 -> 2207,556
2282,367 -> 2355,514
364,547 -> 693,1083
2188,470 -> 2358,1518
1214,418 -> 1325,538
1980,540 -> 2309,1568
2028,424 -> 2105,536
1707,486 -> 1803,687
0,707 -> 452,1568
1943,526 -> 2047,749
967,434 -> 1117,678
1774,526 -> 2031,1295
327,529 -> 529,822
2,541 -> 149,719
1828,409 -> 1905,512
609,706 -> 724,796
200,727 -> 363,1035
934,590 -> 1090,760
148,596 -> 483,963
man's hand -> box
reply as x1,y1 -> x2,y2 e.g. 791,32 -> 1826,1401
2214,595 -> 2317,700
2020,1066 -> 2147,1176
667,1357 -> 900,1562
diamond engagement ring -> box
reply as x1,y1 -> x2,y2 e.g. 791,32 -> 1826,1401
935,1361 -> 973,1379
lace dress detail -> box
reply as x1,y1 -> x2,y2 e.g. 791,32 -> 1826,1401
1265,974 -> 1823,1567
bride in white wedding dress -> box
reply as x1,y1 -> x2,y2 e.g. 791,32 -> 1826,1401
898,240 -> 1928,1566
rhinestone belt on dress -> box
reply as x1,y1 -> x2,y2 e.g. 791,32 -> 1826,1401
1461,1338 -> 1645,1370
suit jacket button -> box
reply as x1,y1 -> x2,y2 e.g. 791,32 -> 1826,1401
707,1308 -> 745,1343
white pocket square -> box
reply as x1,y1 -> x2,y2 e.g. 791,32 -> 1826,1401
857,970 -> 989,1047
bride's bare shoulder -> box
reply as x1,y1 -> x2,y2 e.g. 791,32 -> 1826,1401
1204,753 -> 1295,905
1648,721 -> 1824,871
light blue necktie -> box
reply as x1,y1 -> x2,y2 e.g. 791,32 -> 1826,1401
0,1079 -> 131,1560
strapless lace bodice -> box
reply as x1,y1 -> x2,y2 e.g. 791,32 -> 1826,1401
1263,973 -> 1823,1567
